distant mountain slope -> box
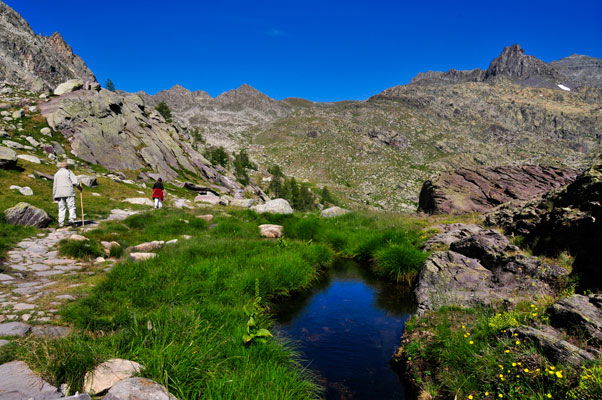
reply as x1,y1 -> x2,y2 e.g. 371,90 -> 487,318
550,54 -> 602,88
0,1 -> 95,91
138,84 -> 291,149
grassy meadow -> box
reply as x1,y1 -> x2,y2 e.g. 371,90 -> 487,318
2,208 -> 427,399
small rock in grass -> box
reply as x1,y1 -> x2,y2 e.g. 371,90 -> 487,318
131,241 -> 164,252
83,358 -> 143,395
102,377 -> 176,400
95,256 -> 106,263
197,214 -> 213,222
259,224 -> 284,238
69,234 -> 88,241
165,239 -> 178,245
0,339 -> 9,347
321,206 -> 350,218
129,252 -> 157,262
123,197 -> 154,206
181,235 -> 192,240
17,154 -> 41,164
40,127 -> 52,135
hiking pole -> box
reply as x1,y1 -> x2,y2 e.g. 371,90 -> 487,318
80,190 -> 85,228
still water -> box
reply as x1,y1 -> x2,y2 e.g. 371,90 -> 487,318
274,259 -> 416,400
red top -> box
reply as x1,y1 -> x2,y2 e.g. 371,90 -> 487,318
151,188 -> 164,200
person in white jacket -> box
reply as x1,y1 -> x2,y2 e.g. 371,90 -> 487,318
53,161 -> 81,227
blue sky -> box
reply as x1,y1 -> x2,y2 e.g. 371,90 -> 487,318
7,0 -> 602,101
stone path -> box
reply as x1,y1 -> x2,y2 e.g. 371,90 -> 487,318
0,209 -> 136,326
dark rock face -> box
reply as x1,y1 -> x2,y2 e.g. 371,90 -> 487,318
418,164 -> 578,215
410,68 -> 484,85
483,44 -> 562,88
415,224 -> 568,314
486,155 -> 602,287
0,2 -> 95,91
4,202 -> 51,228
548,294 -> 602,345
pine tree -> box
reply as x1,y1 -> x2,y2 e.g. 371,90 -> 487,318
105,79 -> 116,91
320,187 -> 336,206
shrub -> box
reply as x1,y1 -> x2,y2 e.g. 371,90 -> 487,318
155,102 -> 172,123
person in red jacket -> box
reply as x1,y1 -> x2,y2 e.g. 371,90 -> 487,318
151,178 -> 164,209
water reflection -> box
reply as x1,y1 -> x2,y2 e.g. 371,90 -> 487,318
274,259 -> 416,400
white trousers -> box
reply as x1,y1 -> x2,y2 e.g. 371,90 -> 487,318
154,198 -> 163,209
57,196 -> 76,225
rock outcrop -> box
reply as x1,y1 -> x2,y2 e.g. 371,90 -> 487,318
418,164 -> 578,214
83,358 -> 143,395
39,86 -> 242,193
486,155 -> 601,287
415,224 -> 568,314
548,294 -> 602,345
4,202 -> 52,227
102,377 -> 177,400
0,2 -> 95,91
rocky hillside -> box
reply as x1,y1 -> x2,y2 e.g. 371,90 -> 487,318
0,1 -> 95,91
143,45 -> 601,211
138,84 -> 291,149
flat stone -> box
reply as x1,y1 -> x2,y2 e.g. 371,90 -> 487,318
35,270 -> 65,277
69,234 -> 88,241
0,360 -> 61,399
102,377 -> 177,400
0,321 -> 30,337
55,294 -> 76,301
30,325 -> 71,338
197,214 -> 213,223
0,274 -> 14,281
84,358 -> 143,395
13,303 -> 36,311
16,154 -> 41,164
122,198 -> 154,206
0,339 -> 9,347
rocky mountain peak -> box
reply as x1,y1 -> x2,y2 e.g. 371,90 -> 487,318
483,44 -> 561,87
0,1 -> 95,91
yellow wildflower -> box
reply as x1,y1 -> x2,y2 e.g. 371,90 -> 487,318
485,392 -> 489,396
524,368 -> 530,373
550,366 -> 555,370
468,396 -> 473,400
504,349 -> 510,353
546,395 -> 552,399
469,340 -> 474,344
512,362 -> 517,367
515,340 -> 521,345
556,371 -> 563,378
499,394 -> 504,398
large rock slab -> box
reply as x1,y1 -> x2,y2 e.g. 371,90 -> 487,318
4,202 -> 52,227
193,193 -> 220,205
0,361 -> 61,399
418,164 -> 577,215
102,378 -> 177,400
251,198 -> 293,214
548,294 -> 602,345
128,252 -> 157,262
83,358 -> 143,395
0,146 -> 17,169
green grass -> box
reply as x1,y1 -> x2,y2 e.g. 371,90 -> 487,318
400,304 -> 602,400
0,215 -> 37,267
58,239 -> 104,260
10,209 -> 426,398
